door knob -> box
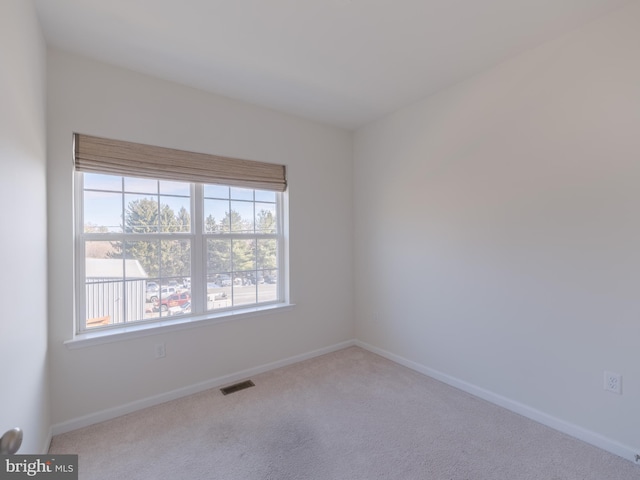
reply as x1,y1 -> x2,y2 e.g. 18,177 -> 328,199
0,428 -> 22,455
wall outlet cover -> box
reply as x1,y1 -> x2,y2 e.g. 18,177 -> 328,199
604,371 -> 622,394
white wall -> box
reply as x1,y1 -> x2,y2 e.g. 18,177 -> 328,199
47,50 -> 353,427
354,1 -> 640,460
0,1 -> 49,454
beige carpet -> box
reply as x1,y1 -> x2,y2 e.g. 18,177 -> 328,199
50,347 -> 640,479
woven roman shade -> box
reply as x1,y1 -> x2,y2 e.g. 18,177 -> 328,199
73,133 -> 287,192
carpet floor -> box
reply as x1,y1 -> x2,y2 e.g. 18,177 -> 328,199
49,346 -> 640,479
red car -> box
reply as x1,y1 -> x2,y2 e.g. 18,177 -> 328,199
154,292 -> 191,312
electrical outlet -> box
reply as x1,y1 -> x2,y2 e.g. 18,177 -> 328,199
155,343 -> 166,359
604,371 -> 621,394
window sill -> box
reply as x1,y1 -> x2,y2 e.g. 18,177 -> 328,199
64,303 -> 295,349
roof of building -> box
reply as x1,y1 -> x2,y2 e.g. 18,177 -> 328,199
85,258 -> 148,279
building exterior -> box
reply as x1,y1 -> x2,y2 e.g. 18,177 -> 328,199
85,258 -> 148,327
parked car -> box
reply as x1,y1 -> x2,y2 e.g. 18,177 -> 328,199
207,291 -> 227,302
263,273 -> 277,284
152,289 -> 184,310
241,272 -> 264,285
147,286 -> 177,303
214,274 -> 232,287
168,301 -> 191,316
146,282 -> 160,302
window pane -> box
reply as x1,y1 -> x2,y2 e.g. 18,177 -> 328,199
258,270 -> 278,303
204,184 -> 229,199
154,288 -> 192,318
84,173 -> 122,192
85,240 -> 117,260
85,280 -> 123,328
257,239 -> 277,269
84,191 -> 123,233
84,242 -> 125,328
125,240 -> 159,277
125,278 -> 148,322
207,238 -> 231,275
124,177 -> 158,194
263,269 -> 278,285
204,199 -> 229,233
155,240 -> 191,318
160,180 -> 190,196
230,202 -> 254,233
160,239 -> 191,279
255,190 -> 276,203
232,239 -> 256,272
230,187 -> 253,201
124,195 -> 158,233
207,277 -> 231,310
233,282 -> 256,306
206,237 -> 233,311
160,196 -> 191,233
255,204 -> 276,234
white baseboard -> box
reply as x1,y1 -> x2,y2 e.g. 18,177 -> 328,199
51,340 -> 355,436
355,340 -> 639,466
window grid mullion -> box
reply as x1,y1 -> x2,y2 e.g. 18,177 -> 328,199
192,183 -> 205,315
121,177 -> 128,324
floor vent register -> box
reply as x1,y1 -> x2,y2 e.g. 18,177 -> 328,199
220,380 -> 255,395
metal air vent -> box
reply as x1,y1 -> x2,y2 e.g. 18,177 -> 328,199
220,380 -> 255,395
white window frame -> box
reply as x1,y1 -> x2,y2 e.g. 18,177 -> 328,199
72,171 -> 289,343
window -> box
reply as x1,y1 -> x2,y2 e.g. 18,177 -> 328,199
74,134 -> 287,334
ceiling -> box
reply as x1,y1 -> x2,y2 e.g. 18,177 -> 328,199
34,0 -> 630,130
